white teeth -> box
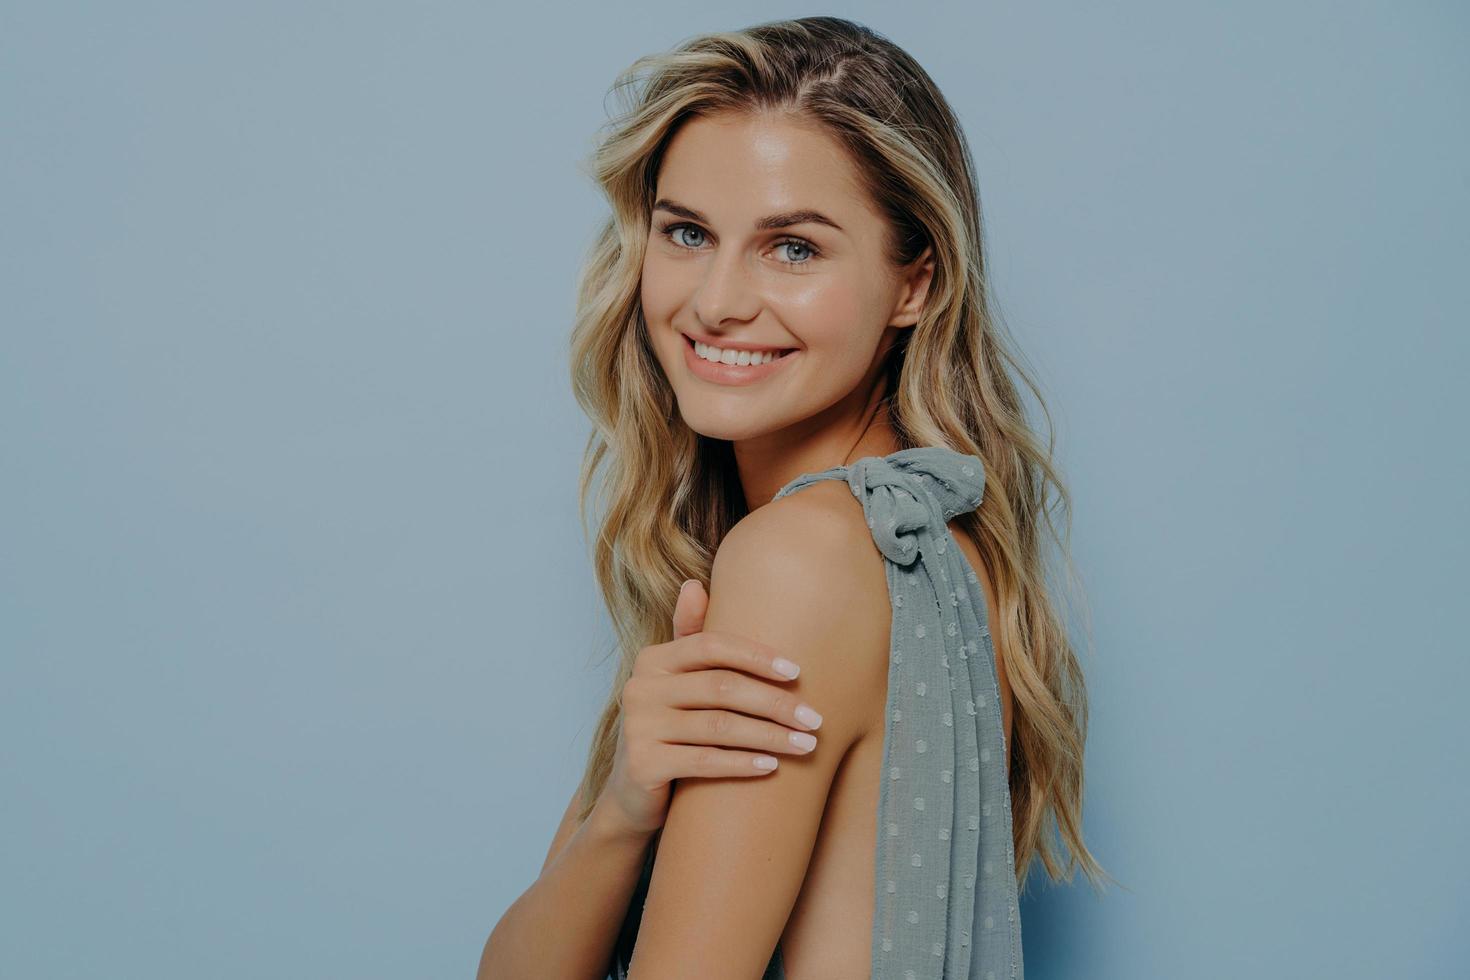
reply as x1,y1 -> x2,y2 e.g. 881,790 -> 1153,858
693,339 -> 789,365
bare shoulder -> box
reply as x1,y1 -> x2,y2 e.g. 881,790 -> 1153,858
713,478 -> 893,740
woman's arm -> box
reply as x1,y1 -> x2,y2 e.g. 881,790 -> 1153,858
480,552 -> 829,979
626,485 -> 891,979
477,791 -> 653,980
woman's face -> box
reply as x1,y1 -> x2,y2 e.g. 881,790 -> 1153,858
641,110 -> 931,446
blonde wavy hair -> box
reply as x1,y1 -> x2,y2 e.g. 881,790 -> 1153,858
567,15 -> 1107,893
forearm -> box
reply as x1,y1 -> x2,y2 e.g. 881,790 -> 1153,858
477,799 -> 654,980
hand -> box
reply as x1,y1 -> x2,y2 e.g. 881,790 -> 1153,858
595,579 -> 824,839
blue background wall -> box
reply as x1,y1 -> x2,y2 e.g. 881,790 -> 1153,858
3,2 -> 1465,977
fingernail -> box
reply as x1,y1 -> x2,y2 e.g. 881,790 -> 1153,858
789,731 -> 817,752
795,704 -> 823,730
773,657 -> 800,679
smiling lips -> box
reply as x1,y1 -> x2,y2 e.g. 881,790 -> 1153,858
681,332 -> 797,386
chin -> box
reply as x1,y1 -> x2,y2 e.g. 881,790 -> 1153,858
674,402 -> 784,443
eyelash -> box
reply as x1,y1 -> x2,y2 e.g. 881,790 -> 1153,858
655,221 -> 823,267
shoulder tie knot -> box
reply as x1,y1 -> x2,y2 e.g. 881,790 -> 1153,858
841,447 -> 987,567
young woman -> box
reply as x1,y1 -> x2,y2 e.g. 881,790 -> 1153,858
480,16 -> 1106,980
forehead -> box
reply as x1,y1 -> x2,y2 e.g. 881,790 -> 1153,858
653,111 -> 877,228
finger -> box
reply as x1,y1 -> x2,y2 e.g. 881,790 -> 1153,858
669,708 -> 819,756
694,629 -> 803,683
671,578 -> 708,640
668,743 -> 782,777
663,668 -> 823,732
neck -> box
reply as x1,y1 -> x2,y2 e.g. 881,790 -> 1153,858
733,375 -> 902,513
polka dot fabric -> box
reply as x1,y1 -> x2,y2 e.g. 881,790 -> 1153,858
772,446 -> 1023,979
609,445 -> 1021,980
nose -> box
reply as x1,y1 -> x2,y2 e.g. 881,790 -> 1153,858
692,244 -> 760,328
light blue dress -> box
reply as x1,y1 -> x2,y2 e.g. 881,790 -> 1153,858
609,446 -> 1023,979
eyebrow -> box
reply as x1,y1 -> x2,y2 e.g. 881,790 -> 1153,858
652,198 -> 845,234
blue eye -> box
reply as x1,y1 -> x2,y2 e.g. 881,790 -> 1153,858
666,223 -> 706,248
655,221 -> 821,268
776,240 -> 815,264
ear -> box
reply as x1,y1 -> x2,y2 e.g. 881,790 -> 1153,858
889,246 -> 935,329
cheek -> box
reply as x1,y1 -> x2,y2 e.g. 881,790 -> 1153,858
641,253 -> 697,332
775,274 -> 874,355
639,257 -> 687,372
639,255 -> 667,314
